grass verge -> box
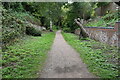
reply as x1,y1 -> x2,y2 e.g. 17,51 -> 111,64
2,32 -> 55,78
62,32 -> 118,78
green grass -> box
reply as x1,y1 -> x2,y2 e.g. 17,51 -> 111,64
84,18 -> 107,27
62,32 -> 118,78
84,12 -> 119,27
84,18 -> 118,27
2,32 -> 55,78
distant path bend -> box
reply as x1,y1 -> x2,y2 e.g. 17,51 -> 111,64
40,30 -> 95,78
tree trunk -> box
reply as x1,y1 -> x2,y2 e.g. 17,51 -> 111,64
74,18 -> 89,39
50,20 -> 53,32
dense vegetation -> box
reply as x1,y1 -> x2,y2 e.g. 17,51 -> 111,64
2,32 -> 55,78
62,2 -> 92,32
62,2 -> 119,32
62,32 -> 118,78
2,2 -> 119,39
1,2 -> 119,78
2,2 -> 57,78
2,4 -> 42,49
84,11 -> 119,27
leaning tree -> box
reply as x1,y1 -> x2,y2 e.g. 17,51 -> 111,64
74,18 -> 89,39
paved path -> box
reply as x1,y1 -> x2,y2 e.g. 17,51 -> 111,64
40,30 -> 95,78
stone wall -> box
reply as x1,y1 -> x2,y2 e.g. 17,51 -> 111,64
75,22 -> 120,47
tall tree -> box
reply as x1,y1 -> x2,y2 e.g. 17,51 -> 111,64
62,2 -> 92,32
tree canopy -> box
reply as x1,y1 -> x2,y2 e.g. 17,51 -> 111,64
2,2 -> 118,32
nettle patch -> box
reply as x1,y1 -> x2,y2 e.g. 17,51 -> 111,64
62,32 -> 118,78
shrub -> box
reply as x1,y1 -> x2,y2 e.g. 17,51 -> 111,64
84,12 -> 119,27
2,29 -> 20,48
24,15 -> 41,26
26,27 -> 41,36
2,10 -> 26,49
2,9 -> 41,49
63,27 -> 71,33
52,25 -> 60,31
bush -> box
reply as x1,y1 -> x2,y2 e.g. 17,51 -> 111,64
24,14 -> 41,26
63,27 -> 71,33
26,27 -> 41,36
2,29 -> 20,43
2,28 -> 21,49
52,25 -> 60,31
84,12 -> 119,27
2,7 -> 42,48
2,9 -> 26,48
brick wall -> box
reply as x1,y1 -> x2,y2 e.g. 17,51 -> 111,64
75,22 -> 120,47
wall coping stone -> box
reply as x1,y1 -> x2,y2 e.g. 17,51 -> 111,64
84,27 -> 114,29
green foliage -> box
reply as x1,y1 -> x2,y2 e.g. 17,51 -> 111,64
2,2 -> 24,12
62,2 -> 92,32
2,32 -> 55,78
85,11 -> 119,27
62,27 -> 71,33
26,27 -> 41,36
22,2 -> 64,27
90,3 -> 98,17
2,9 -> 26,48
84,18 -> 107,27
2,7 -> 41,48
52,25 -> 60,31
102,11 -> 119,21
2,29 -> 20,43
90,2 -> 110,17
62,32 -> 118,78
97,2 -> 110,7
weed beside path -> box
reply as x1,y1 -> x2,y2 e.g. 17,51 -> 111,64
40,30 -> 95,78
62,32 -> 118,78
2,32 -> 55,78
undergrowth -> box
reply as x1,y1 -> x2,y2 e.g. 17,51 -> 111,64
84,12 -> 119,27
2,8 -> 41,49
2,32 -> 55,78
62,32 -> 118,78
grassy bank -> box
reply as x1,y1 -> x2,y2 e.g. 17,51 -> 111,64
62,32 -> 118,78
2,32 -> 55,78
84,12 -> 119,27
